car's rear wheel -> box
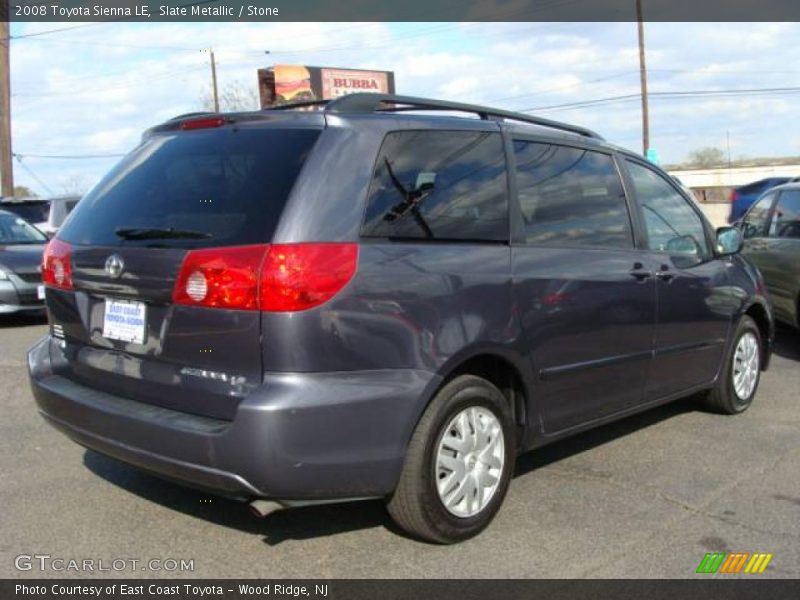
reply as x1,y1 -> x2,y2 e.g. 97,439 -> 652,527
386,375 -> 514,544
703,315 -> 762,414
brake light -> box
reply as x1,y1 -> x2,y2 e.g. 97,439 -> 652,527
172,243 -> 358,312
173,245 -> 268,310
41,239 -> 73,290
261,243 -> 358,312
180,117 -> 225,130
730,190 -> 739,203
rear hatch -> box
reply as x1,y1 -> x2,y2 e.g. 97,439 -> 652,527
48,118 -> 322,420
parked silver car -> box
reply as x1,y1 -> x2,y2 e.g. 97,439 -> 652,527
0,209 -> 48,313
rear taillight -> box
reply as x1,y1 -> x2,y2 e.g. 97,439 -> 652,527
730,190 -> 739,203
173,245 -> 268,310
261,243 -> 358,312
41,239 -> 73,290
172,243 -> 358,312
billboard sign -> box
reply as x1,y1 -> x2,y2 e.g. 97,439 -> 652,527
320,68 -> 393,99
258,64 -> 395,108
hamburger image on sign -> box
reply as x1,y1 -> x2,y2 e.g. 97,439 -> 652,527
274,64 -> 316,104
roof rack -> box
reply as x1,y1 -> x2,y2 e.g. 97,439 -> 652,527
262,94 -> 604,140
324,93 -> 605,140
269,99 -> 331,111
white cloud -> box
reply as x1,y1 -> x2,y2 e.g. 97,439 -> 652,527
7,21 -> 800,195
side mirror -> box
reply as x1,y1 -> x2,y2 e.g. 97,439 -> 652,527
716,226 -> 743,256
665,234 -> 701,256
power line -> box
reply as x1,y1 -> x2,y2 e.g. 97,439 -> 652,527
474,66 -> 800,107
13,154 -> 54,195
11,63 -> 208,98
12,37 -> 199,52
522,93 -> 641,112
9,23 -> 565,100
9,20 -> 567,57
9,19 -> 417,50
12,60 -> 197,90
8,0 -> 222,40
519,86 -> 800,113
487,71 -> 640,104
654,86 -> 800,98
14,152 -> 126,159
8,22 -> 108,40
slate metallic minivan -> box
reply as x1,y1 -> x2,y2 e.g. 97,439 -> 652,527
28,94 -> 774,543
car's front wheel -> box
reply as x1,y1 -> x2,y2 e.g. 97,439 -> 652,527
704,315 -> 762,414
386,375 -> 515,544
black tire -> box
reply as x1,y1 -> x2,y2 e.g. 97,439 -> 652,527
386,375 -> 515,544
703,315 -> 762,414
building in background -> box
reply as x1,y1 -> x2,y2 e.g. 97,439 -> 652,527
258,64 -> 396,108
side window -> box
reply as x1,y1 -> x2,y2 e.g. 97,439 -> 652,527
626,160 -> 710,258
513,141 -> 633,248
742,193 -> 775,239
361,131 -> 508,241
770,190 -> 800,238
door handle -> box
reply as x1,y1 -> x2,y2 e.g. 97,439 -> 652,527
656,265 -> 674,282
629,262 -> 652,282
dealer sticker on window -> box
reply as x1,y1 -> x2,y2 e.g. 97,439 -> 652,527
103,299 -> 146,344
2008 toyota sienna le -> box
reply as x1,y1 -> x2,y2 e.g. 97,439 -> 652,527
28,94 -> 774,543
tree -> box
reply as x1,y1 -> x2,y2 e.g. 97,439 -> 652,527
12,185 -> 37,198
685,147 -> 727,169
199,80 -> 260,112
59,174 -> 88,196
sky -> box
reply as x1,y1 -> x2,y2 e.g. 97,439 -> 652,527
7,21 -> 800,197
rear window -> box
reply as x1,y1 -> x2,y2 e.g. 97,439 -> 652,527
58,127 -> 321,248
0,212 -> 48,244
361,130 -> 509,241
1,202 -> 50,224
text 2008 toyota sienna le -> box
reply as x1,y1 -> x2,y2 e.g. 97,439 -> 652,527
29,94 -> 773,543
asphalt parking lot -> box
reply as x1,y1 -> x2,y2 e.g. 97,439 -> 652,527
1,315 -> 798,579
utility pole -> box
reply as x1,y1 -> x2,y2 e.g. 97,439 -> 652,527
726,130 -> 732,168
208,48 -> 219,112
636,0 -> 650,157
0,0 -> 14,196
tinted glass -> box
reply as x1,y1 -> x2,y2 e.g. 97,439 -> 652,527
58,128 -> 321,248
771,190 -> 800,238
626,160 -> 710,257
0,212 -> 48,244
741,193 -> 775,239
362,131 -> 508,241
1,202 -> 49,224
513,142 -> 632,248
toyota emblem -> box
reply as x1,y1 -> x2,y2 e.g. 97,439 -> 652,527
105,254 -> 125,279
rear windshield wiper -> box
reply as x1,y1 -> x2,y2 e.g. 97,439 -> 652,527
114,227 -> 212,240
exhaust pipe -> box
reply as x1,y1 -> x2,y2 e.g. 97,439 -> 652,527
248,499 -> 283,518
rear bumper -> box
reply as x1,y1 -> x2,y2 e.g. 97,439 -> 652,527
28,335 -> 439,501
